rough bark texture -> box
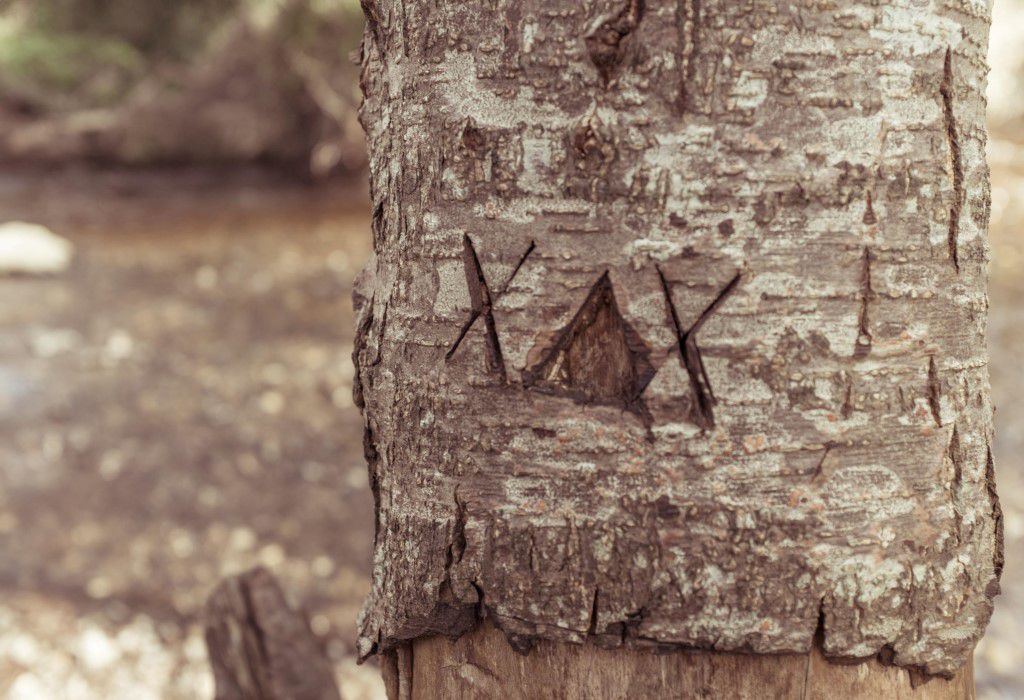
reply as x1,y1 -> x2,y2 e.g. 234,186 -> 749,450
391,621 -> 975,699
353,0 -> 1002,677
204,568 -> 340,700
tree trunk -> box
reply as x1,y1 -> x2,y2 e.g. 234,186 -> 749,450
387,621 -> 974,699
353,0 -> 1001,695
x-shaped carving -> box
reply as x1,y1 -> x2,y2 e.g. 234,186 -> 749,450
445,234 -> 535,383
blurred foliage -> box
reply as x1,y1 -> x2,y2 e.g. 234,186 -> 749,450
18,0 -> 242,58
0,0 -> 364,112
0,29 -> 144,108
0,0 -> 369,170
277,0 -> 366,56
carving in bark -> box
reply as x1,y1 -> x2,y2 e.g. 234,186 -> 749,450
523,271 -> 656,427
353,0 -> 1001,678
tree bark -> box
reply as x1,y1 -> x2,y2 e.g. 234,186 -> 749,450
353,0 -> 1001,692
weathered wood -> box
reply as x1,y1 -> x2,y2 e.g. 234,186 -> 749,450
398,621 -> 973,699
204,567 -> 340,700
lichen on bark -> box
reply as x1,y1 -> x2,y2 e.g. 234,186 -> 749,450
353,0 -> 1001,677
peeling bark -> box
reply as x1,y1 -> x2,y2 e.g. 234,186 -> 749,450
354,0 -> 1001,678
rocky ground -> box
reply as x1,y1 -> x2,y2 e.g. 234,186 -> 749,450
0,167 -> 381,698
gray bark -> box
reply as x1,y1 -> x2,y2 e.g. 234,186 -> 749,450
353,0 -> 1002,677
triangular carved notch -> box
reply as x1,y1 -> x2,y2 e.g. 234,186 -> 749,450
524,272 -> 655,421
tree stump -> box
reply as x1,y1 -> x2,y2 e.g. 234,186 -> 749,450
204,567 -> 340,700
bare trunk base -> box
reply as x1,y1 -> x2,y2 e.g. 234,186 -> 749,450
383,622 -> 973,699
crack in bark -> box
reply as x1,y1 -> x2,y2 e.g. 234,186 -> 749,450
373,298 -> 390,366
927,356 -> 943,426
948,427 -> 963,545
359,0 -> 384,48
802,601 -> 826,700
676,0 -> 701,112
446,490 -> 468,570
863,190 -> 877,225
854,247 -> 873,358
940,47 -> 963,273
365,425 -> 382,547
587,588 -> 601,636
585,0 -> 646,85
446,237 -> 535,382
470,581 -> 486,619
840,372 -> 854,418
986,446 -> 1005,589
811,443 -> 835,480
658,267 -> 741,429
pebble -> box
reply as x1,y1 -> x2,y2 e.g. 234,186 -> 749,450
0,222 -> 73,275
86,577 -> 113,600
103,330 -> 135,364
259,390 -> 286,415
312,555 -> 335,578
76,627 -> 120,671
29,328 -> 81,358
195,265 -> 219,290
229,527 -> 257,551
258,543 -> 286,568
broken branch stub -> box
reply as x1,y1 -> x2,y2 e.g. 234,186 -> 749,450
204,567 -> 340,700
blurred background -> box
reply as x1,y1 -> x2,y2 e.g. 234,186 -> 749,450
0,0 -> 1021,698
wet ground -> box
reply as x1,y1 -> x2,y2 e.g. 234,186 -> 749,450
0,139 -> 1023,698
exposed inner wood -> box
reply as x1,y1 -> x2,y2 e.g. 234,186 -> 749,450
391,622 -> 975,700
524,271 -> 655,423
